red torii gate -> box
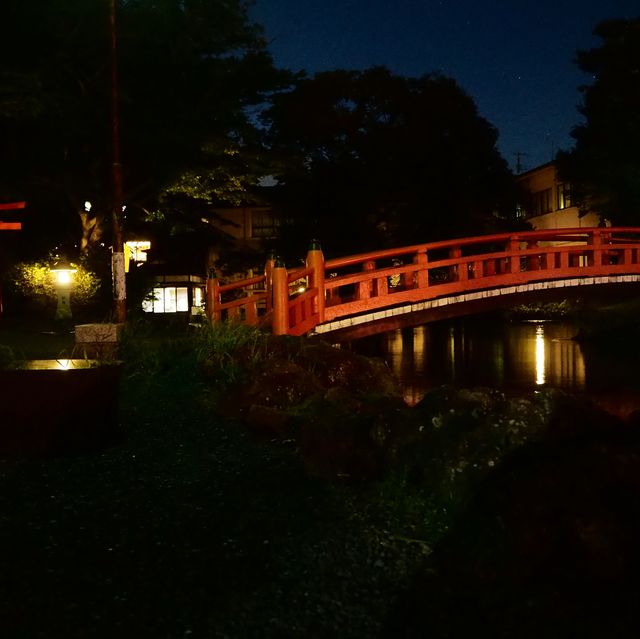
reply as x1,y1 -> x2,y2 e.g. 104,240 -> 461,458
0,201 -> 25,230
0,201 -> 25,315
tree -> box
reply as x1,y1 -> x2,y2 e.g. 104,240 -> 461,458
557,19 -> 640,224
263,67 -> 518,257
0,1 -> 290,258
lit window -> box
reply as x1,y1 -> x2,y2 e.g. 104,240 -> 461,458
176,287 -> 189,312
164,288 -> 177,313
143,286 -> 190,313
125,240 -> 151,262
557,183 -> 573,210
251,209 -> 279,238
153,288 -> 164,313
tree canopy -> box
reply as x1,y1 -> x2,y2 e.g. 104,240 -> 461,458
557,18 -> 640,224
263,66 -> 518,257
0,0 -> 290,258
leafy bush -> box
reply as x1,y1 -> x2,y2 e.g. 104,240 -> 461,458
195,321 -> 273,387
0,344 -> 15,369
8,259 -> 100,308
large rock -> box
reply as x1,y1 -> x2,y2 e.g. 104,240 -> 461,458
290,340 -> 400,397
244,360 -> 325,410
245,404 -> 292,437
296,390 -> 409,480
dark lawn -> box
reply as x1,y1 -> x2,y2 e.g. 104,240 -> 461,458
0,316 -> 75,360
6,316 -> 638,638
0,322 -> 427,639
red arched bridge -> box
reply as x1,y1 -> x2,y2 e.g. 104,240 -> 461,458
205,227 -> 640,337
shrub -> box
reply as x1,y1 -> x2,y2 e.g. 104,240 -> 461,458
194,322 -> 272,387
7,259 -> 101,312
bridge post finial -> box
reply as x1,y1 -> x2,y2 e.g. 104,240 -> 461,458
306,239 -> 325,323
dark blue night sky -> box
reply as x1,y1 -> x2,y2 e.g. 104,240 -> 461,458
250,0 -> 639,173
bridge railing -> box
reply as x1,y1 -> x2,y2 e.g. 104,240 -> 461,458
321,227 -> 640,323
205,273 -> 268,325
205,227 -> 640,335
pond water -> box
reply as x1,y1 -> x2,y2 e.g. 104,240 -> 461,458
348,315 -> 640,419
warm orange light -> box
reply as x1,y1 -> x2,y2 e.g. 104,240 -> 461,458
55,270 -> 73,285
125,240 -> 151,261
535,324 -> 546,385
50,259 -> 77,287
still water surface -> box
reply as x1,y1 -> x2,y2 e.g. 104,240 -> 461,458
350,316 -> 640,419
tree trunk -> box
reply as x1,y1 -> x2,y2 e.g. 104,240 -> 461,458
78,210 -> 103,255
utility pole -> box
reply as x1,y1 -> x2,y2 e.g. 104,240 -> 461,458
514,151 -> 528,174
109,0 -> 126,322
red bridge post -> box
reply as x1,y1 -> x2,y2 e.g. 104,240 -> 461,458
306,240 -> 325,323
264,249 -> 276,312
272,257 -> 289,335
414,250 -> 428,289
527,240 -> 540,270
589,230 -> 602,267
509,238 -> 521,274
205,270 -> 221,323
359,260 -> 375,299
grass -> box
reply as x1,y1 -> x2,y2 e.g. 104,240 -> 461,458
0,317 -> 433,638
0,316 -> 75,360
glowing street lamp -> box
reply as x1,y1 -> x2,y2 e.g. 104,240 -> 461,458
50,258 -> 77,320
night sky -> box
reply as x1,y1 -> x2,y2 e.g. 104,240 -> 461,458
250,0 -> 639,173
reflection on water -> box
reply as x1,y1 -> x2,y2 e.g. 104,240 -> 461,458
350,317 -> 638,417
535,325 -> 545,386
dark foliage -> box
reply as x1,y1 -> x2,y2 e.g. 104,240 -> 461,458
263,66 -> 519,258
557,18 -> 640,224
0,0 -> 291,258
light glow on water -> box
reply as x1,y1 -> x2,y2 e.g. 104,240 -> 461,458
352,316 -> 639,418
535,324 -> 546,385
361,319 -> 589,399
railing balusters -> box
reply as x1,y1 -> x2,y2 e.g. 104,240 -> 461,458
449,247 -> 461,281
359,260 -> 376,299
414,250 -> 429,288
510,239 -> 521,274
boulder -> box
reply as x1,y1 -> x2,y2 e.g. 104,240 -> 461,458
245,404 -> 292,437
244,360 -> 325,410
296,391 -> 409,480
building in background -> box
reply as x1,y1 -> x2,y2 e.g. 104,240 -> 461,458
516,162 -> 604,230
209,205 -> 280,250
134,205 -> 278,317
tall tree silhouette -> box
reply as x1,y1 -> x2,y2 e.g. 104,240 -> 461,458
264,67 -> 517,257
558,18 -> 640,224
0,0 -> 290,257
